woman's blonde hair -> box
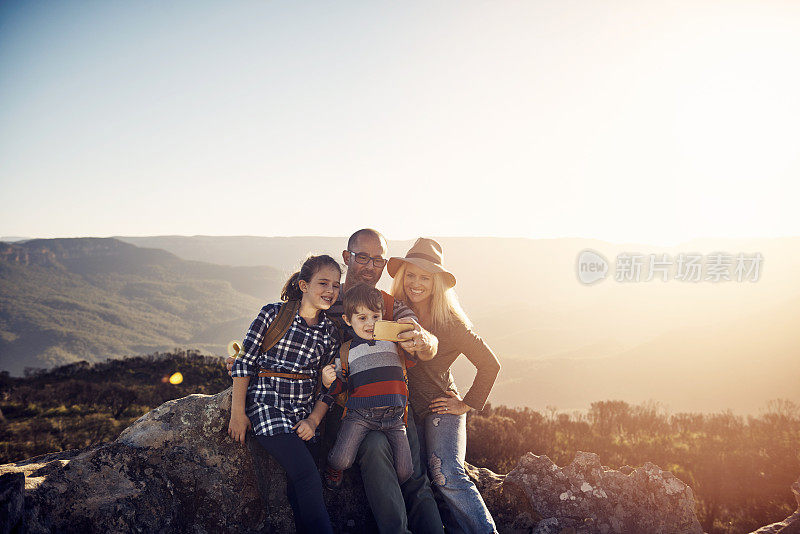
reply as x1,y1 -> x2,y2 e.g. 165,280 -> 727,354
390,262 -> 471,331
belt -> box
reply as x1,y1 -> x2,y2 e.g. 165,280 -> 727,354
258,370 -> 314,380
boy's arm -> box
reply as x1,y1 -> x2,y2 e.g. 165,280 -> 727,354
319,377 -> 344,406
401,350 -> 418,369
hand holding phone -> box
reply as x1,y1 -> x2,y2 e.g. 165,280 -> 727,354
372,320 -> 414,342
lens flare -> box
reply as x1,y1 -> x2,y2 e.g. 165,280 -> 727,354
169,372 -> 183,385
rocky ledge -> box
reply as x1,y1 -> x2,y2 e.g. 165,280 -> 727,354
1,388 -> 794,533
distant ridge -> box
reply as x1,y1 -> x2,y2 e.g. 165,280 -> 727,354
3,235 -> 800,413
0,238 -> 283,375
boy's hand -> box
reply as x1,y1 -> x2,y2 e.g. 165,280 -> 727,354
292,418 -> 317,441
228,412 -> 251,444
321,364 -> 336,388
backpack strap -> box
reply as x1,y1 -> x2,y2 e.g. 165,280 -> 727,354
259,299 -> 301,354
337,340 -> 352,417
382,291 -> 394,321
399,353 -> 409,425
383,291 -> 410,423
339,339 -> 352,382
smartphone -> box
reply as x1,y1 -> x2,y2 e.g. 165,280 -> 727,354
372,320 -> 414,342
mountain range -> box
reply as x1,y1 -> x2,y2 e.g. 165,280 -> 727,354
2,235 -> 799,413
0,238 -> 282,375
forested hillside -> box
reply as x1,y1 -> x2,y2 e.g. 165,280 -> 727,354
0,238 -> 282,374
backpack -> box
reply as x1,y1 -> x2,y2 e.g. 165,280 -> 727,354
259,299 -> 300,354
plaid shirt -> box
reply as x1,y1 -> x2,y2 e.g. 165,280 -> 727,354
231,302 -> 340,436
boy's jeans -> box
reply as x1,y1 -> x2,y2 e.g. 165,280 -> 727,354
328,405 -> 413,483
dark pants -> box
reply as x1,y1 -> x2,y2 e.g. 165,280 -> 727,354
254,433 -> 333,534
346,404 -> 444,534
328,406 -> 413,483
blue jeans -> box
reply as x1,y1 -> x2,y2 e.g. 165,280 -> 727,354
328,406 -> 413,483
416,412 -> 497,534
254,433 -> 333,534
352,405 -> 444,534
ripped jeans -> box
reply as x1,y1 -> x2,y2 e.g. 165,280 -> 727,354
416,412 -> 497,534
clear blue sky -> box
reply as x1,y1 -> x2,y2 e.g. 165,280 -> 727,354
1,1 -> 798,244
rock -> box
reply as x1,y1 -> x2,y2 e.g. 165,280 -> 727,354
0,388 -> 708,533
0,389 -> 266,533
0,472 -> 25,534
502,451 -> 703,534
748,475 -> 800,534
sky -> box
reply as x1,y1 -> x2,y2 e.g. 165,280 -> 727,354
0,0 -> 798,245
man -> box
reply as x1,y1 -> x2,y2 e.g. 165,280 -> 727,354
328,228 -> 437,358
228,229 -> 444,533
323,228 -> 443,534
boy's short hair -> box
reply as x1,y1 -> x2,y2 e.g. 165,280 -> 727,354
343,283 -> 384,318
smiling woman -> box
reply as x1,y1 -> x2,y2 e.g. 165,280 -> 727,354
389,238 -> 501,534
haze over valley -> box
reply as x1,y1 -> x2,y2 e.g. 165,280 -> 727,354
2,235 -> 798,414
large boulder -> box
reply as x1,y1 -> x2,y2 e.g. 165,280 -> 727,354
0,388 -> 707,533
748,475 -> 800,534
501,451 -> 703,534
0,389 -> 266,533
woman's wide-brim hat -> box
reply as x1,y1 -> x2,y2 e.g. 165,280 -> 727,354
387,237 -> 456,289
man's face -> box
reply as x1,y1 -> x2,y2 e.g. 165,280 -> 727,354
343,235 -> 387,288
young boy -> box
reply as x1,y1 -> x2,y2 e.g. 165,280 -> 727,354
319,283 -> 415,489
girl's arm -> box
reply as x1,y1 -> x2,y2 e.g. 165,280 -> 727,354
293,400 -> 330,441
230,305 -> 276,378
228,376 -> 251,443
228,305 -> 278,443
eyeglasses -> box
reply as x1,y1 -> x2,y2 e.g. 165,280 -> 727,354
348,250 -> 387,268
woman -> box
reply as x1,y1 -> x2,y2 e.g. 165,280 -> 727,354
228,254 -> 341,534
388,238 -> 501,534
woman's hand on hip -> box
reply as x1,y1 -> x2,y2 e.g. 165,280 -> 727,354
429,391 -> 470,416
228,412 -> 251,444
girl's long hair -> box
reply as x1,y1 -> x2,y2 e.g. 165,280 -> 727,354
390,262 -> 471,332
281,254 -> 342,301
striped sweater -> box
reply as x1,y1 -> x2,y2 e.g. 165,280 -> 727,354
320,336 -> 416,410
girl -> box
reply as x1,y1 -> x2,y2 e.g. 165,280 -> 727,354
228,254 -> 341,534
388,238 -> 501,534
